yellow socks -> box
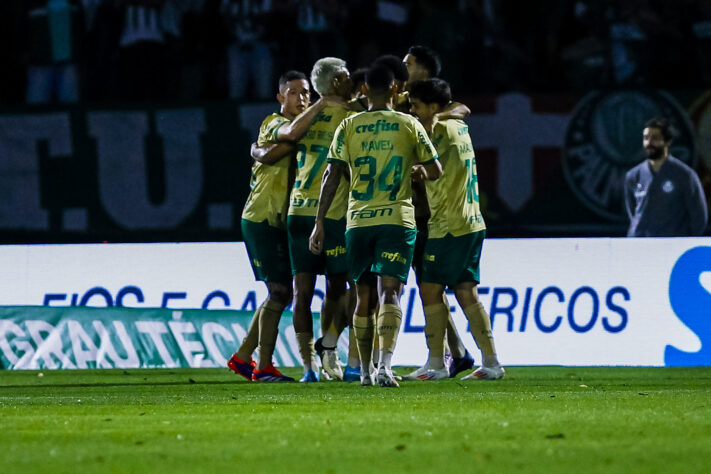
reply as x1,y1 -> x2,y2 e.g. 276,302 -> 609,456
347,326 -> 360,368
377,304 -> 402,368
295,332 -> 317,372
463,302 -> 499,366
423,304 -> 448,369
236,303 -> 262,360
446,313 -> 466,359
353,313 -> 375,371
257,299 -> 284,370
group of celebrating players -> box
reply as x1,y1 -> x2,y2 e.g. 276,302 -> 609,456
227,46 -> 505,387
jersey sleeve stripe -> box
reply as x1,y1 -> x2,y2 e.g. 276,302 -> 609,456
271,120 -> 287,142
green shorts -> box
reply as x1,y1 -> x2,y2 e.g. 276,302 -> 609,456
421,230 -> 486,288
345,225 -> 417,283
287,215 -> 347,276
241,219 -> 291,285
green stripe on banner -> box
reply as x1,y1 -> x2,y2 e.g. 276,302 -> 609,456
0,307 -> 340,370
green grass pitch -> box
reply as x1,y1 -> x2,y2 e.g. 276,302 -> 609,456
1,366 -> 710,473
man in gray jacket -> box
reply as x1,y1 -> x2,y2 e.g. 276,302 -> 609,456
625,117 -> 708,237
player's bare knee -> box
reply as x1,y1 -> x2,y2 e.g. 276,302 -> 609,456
267,283 -> 292,307
325,273 -> 347,298
419,282 -> 443,306
293,278 -> 315,304
379,279 -> 401,306
354,299 -> 370,319
454,284 -> 479,307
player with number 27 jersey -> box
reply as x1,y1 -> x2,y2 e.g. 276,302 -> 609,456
288,106 -> 352,219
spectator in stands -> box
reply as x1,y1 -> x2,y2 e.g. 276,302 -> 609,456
221,0 -> 275,100
558,0 -> 609,92
25,0 -> 83,103
117,0 -> 170,100
689,0 -> 711,86
83,0 -> 123,102
604,1 -> 691,88
0,2 -> 27,104
461,0 -> 531,92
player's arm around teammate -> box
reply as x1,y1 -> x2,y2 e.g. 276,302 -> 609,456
273,92 -> 337,142
251,142 -> 296,165
230,71 -> 320,383
311,65 -> 441,387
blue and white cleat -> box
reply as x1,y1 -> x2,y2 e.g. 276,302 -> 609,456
449,350 -> 475,378
343,365 -> 361,382
299,369 -> 320,383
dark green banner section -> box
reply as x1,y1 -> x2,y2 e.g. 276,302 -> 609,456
0,306 -> 335,370
0,102 -> 274,244
2,92 -> 710,244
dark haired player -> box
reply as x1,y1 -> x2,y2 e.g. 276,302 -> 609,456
228,70 -> 336,382
309,65 -> 442,387
407,78 -> 504,380
285,57 -> 353,383
402,45 -> 476,377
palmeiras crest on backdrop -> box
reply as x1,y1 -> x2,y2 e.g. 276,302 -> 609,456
563,90 -> 696,221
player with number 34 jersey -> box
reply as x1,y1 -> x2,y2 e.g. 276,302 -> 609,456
330,110 -> 437,230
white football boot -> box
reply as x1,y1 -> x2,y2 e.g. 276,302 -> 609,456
403,364 -> 429,380
415,367 -> 449,381
461,365 -> 505,380
377,366 -> 400,388
360,364 -> 377,386
320,349 -> 343,381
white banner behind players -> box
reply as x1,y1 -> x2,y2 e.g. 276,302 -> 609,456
0,238 -> 709,367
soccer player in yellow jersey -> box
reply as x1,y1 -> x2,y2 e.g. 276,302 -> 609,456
309,65 -> 442,387
403,45 -> 477,378
407,78 -> 504,380
286,57 -> 354,383
228,70 -> 337,382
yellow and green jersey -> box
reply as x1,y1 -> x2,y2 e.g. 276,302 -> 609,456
288,105 -> 353,219
329,109 -> 438,229
241,113 -> 292,228
426,119 -> 486,238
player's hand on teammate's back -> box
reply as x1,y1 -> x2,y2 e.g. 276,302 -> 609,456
412,164 -> 427,183
309,221 -> 325,255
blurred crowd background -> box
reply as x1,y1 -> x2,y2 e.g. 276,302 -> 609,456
2,0 -> 711,105
1,0 -> 710,243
